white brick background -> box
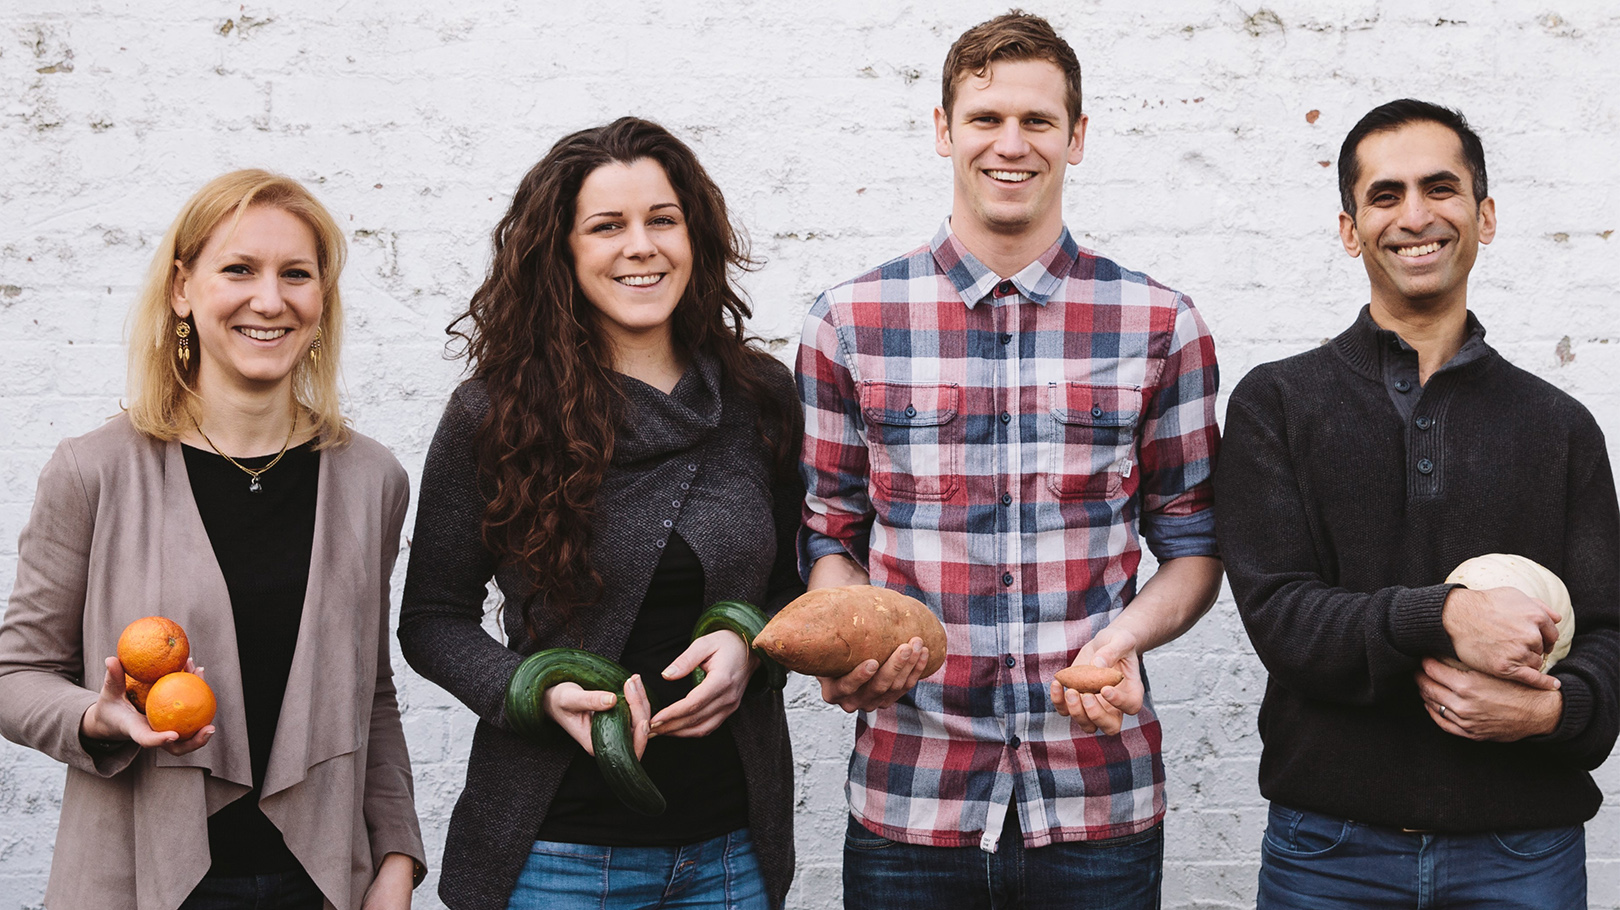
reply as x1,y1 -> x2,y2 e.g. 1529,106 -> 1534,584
1,1 -> 1616,907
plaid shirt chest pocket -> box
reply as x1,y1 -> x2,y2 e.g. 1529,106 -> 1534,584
1045,382 -> 1142,499
860,381 -> 962,501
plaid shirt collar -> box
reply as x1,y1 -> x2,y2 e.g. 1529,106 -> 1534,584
930,218 -> 1079,309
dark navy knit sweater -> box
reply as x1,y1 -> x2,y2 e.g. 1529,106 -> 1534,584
1216,308 -> 1618,831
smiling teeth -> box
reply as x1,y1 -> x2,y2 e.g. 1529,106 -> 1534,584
986,170 -> 1033,182
240,327 -> 288,340
617,275 -> 661,286
1396,242 -> 1442,258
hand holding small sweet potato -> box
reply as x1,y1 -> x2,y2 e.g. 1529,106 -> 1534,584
1054,665 -> 1125,693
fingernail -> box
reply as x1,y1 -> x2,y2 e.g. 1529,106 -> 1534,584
602,694 -> 616,708
1082,695 -> 1096,708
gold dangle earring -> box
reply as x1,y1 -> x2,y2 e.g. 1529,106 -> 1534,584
176,320 -> 191,369
308,325 -> 323,369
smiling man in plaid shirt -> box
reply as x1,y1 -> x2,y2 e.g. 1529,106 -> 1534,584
795,12 -> 1223,909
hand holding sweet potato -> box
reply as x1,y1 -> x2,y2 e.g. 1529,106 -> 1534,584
1051,625 -> 1143,735
754,585 -> 947,678
1054,665 -> 1125,693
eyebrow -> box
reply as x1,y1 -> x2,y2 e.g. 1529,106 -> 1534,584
580,202 -> 682,221
222,252 -> 317,267
1363,169 -> 1465,199
959,106 -> 1063,123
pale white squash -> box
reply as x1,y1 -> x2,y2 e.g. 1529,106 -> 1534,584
1444,553 -> 1575,673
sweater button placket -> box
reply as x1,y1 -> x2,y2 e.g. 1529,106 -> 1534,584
656,464 -> 699,551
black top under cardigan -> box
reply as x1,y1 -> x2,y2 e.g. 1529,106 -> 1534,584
183,441 -> 319,875
1216,307 -> 1619,832
398,353 -> 805,909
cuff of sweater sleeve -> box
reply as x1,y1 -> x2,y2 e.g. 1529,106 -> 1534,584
76,732 -> 140,776
1531,673 -> 1591,744
1388,583 -> 1460,658
67,693 -> 140,778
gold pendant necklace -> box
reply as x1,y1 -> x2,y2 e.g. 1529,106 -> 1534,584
191,411 -> 298,493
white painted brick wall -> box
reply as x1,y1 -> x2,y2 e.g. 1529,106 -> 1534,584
2,2 -> 1616,907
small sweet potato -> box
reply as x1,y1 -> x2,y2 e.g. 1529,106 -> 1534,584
753,585 -> 947,678
1054,665 -> 1125,694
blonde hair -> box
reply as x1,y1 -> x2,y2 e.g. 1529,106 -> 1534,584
126,169 -> 350,447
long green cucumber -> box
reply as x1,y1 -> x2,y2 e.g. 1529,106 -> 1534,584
504,648 -> 666,816
690,600 -> 787,691
590,696 -> 666,815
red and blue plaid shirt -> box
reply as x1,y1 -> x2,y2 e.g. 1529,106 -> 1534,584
797,221 -> 1219,851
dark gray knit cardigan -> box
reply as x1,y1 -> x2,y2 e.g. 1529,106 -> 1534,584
398,353 -> 804,910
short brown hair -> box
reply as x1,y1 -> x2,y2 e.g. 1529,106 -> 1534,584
941,10 -> 1083,129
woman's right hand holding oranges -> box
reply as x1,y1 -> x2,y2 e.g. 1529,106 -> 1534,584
81,616 -> 217,755
81,655 -> 215,755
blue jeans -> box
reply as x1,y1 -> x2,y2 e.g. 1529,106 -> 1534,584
177,867 -> 323,910
843,811 -> 1163,910
1257,803 -> 1587,909
506,828 -> 769,910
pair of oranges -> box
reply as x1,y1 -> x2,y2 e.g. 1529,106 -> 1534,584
117,616 -> 217,739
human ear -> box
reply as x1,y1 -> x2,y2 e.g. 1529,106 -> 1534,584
1476,196 -> 1497,246
1338,211 -> 1362,258
170,260 -> 192,317
1067,113 -> 1089,166
934,106 -> 953,158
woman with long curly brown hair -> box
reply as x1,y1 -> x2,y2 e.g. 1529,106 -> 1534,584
398,117 -> 804,910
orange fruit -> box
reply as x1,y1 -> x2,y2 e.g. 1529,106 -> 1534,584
117,616 -> 190,684
125,676 -> 153,714
146,672 -> 216,738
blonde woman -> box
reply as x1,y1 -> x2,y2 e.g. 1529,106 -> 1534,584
0,170 -> 424,910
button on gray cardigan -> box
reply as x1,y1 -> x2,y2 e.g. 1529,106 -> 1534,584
398,354 -> 804,910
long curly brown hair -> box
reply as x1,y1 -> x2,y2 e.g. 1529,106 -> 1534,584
449,117 -> 797,636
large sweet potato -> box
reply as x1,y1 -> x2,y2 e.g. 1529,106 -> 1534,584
753,585 -> 947,678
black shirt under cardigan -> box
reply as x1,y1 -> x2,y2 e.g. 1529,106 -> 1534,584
398,353 -> 804,910
182,441 -> 319,875
1216,307 -> 1619,832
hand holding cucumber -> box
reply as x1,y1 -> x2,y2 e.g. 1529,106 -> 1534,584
650,631 -> 757,737
503,602 -> 781,816
542,674 -> 652,760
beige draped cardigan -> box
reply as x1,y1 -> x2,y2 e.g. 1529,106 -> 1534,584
0,416 -> 425,910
